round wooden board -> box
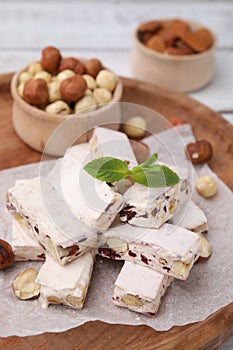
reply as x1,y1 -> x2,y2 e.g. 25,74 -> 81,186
0,73 -> 232,350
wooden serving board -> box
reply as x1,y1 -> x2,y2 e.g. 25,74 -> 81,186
0,73 -> 232,350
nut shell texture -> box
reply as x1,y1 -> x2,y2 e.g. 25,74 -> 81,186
58,57 -> 81,72
186,140 -> 213,164
23,78 -> 49,106
84,59 -> 103,78
0,239 -> 15,270
60,75 -> 87,103
41,46 -> 62,74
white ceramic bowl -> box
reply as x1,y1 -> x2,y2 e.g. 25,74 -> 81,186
131,20 -> 217,92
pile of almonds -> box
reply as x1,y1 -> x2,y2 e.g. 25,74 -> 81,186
17,46 -> 118,115
138,19 -> 213,55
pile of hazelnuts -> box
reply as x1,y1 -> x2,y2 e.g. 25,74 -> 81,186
17,46 -> 118,115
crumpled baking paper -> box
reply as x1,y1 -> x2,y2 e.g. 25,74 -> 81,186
0,124 -> 232,337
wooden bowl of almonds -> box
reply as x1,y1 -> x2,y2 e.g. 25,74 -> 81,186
131,19 -> 216,92
11,46 -> 123,156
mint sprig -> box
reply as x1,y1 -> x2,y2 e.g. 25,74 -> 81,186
84,154 -> 180,188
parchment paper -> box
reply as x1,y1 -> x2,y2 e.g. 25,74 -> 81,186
0,124 -> 232,337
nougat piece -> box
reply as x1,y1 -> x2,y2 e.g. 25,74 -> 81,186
120,167 -> 191,229
169,200 -> 208,234
113,261 -> 172,316
6,177 -> 97,265
47,142 -> 124,232
37,251 -> 95,309
98,223 -> 201,280
12,218 -> 45,261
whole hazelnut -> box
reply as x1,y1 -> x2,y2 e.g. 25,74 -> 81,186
27,62 -> 44,75
124,116 -> 146,138
23,78 -> 49,107
58,57 -> 81,72
82,74 -> 97,90
34,71 -> 52,83
169,116 -> 187,127
41,46 -> 62,74
74,62 -> 85,75
0,239 -> 14,270
84,58 -> 103,78
96,69 -> 117,92
48,81 -> 61,102
195,175 -> 218,198
93,88 -> 112,105
60,75 -> 87,103
74,95 -> 98,114
186,140 -> 213,164
57,69 -> 75,82
19,71 -> 33,84
45,100 -> 71,115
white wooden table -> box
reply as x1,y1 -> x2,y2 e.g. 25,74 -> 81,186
0,1 -> 232,348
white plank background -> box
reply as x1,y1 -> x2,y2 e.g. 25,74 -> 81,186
0,1 -> 232,348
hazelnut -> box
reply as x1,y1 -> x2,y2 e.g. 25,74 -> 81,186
74,62 -> 85,75
169,116 -> 187,127
41,46 -> 61,74
85,89 -> 93,96
82,74 -> 97,90
45,100 -> 71,115
58,57 -> 81,72
96,69 -> 117,92
84,58 -> 103,78
93,88 -> 112,105
23,78 -> 49,106
198,233 -> 211,259
0,239 -> 14,270
12,268 -> 40,300
48,81 -> 61,102
17,83 -> 25,97
106,237 -> 128,253
121,294 -> 143,307
27,62 -> 43,75
74,95 -> 98,114
195,175 -> 218,198
57,69 -> 75,82
186,140 -> 213,164
19,71 -> 33,84
124,116 -> 146,138
60,75 -> 87,103
34,71 -> 52,83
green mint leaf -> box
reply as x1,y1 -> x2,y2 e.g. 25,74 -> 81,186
132,164 -> 180,187
84,157 -> 129,182
139,153 -> 158,169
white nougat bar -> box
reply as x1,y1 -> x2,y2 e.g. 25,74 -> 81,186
98,223 -> 201,280
12,218 -> 45,261
37,251 -> 95,309
47,142 -> 124,232
169,200 -> 208,234
113,261 -> 172,316
89,127 -> 138,168
119,167 -> 191,229
6,177 -> 97,265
